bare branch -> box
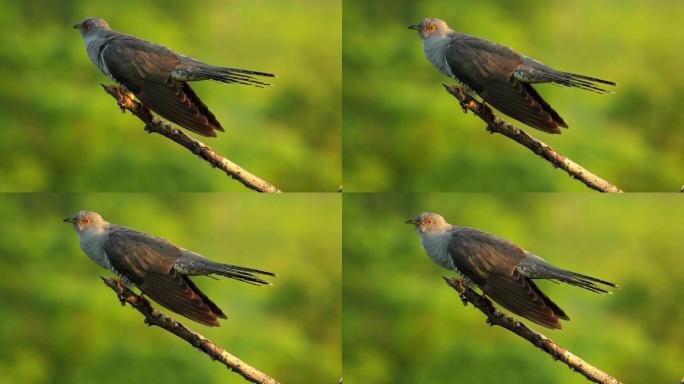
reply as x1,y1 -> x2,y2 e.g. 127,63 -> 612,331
101,277 -> 280,384
443,84 -> 622,193
443,276 -> 622,384
102,84 -> 281,193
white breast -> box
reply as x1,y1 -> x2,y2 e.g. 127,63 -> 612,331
423,36 -> 454,78
85,37 -> 112,79
79,229 -> 114,272
420,231 -> 455,270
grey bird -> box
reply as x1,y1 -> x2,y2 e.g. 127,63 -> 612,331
74,17 -> 275,137
409,18 -> 616,134
64,211 -> 275,326
407,212 -> 616,329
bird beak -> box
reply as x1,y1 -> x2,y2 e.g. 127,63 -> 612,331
406,218 -> 418,225
72,23 -> 80,29
63,217 -> 75,223
408,24 -> 420,31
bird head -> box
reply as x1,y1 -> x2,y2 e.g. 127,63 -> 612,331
64,211 -> 108,234
408,18 -> 454,39
406,212 -> 451,234
73,17 -> 111,37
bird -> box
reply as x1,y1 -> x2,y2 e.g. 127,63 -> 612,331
409,18 -> 616,134
407,212 -> 617,329
64,211 -> 275,326
74,17 -> 275,137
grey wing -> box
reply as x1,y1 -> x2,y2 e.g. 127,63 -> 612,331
103,228 -> 226,326
445,35 -> 566,133
449,228 -> 565,328
447,228 -> 527,283
444,35 -> 523,93
103,227 -> 181,284
101,36 -> 223,137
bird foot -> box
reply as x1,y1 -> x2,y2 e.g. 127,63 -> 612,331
113,85 -> 135,113
456,87 -> 478,113
456,278 -> 469,305
113,280 -> 129,306
459,292 -> 469,306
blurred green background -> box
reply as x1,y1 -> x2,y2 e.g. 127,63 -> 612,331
0,0 -> 340,192
343,0 -> 684,192
343,193 -> 684,383
0,193 -> 341,383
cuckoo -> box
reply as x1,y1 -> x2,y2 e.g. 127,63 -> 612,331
407,212 -> 616,329
409,18 -> 616,134
74,17 -> 275,137
64,211 -> 275,326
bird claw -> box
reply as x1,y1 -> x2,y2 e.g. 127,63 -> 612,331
459,292 -> 469,306
113,85 -> 135,113
456,278 -> 469,305
459,99 -> 471,113
116,292 -> 128,306
456,89 -> 478,113
115,90 -> 128,112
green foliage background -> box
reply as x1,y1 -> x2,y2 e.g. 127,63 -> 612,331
343,0 -> 684,192
343,193 -> 684,383
0,0 -> 341,192
0,193 -> 341,383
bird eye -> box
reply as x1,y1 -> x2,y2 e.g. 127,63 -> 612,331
83,24 -> 90,31
428,25 -> 436,32
83,218 -> 90,224
426,219 -> 433,225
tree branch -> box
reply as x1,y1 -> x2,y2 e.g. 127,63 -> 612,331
443,276 -> 622,384
443,84 -> 622,193
101,277 -> 280,384
102,84 -> 281,193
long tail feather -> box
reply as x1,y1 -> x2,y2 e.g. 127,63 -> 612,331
536,267 -> 617,293
190,260 -> 275,286
543,71 -> 617,94
184,64 -> 275,87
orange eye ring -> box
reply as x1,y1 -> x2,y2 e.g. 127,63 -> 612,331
428,25 -> 435,32
83,218 -> 90,224
426,219 -> 433,225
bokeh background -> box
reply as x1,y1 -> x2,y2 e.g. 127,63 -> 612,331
343,0 -> 684,192
0,0 -> 341,192
344,193 -> 684,383
0,193 -> 341,383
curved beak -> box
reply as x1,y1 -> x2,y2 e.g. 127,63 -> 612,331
63,217 -> 75,223
408,24 -> 420,31
406,218 -> 418,225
